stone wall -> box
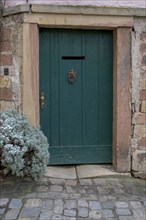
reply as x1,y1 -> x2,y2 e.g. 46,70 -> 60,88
5,0 -> 146,8
131,18 -> 146,179
0,14 -> 23,111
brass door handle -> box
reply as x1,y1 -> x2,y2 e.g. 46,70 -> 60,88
40,92 -> 45,109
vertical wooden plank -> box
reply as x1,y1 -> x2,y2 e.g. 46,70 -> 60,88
50,29 -> 60,146
99,31 -> 113,145
22,23 -> 39,126
84,31 -> 99,145
84,30 -> 113,148
39,29 -> 51,141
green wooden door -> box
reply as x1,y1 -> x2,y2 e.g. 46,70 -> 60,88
39,29 -> 113,165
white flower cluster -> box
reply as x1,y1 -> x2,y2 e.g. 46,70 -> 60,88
0,111 -> 49,180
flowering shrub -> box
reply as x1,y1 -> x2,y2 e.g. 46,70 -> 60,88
0,111 -> 49,180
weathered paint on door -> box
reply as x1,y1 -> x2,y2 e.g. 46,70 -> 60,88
39,29 -> 113,165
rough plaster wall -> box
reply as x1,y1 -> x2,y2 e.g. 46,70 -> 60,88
5,0 -> 146,8
0,15 -> 23,111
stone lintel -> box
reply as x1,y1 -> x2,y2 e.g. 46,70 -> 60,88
24,14 -> 133,28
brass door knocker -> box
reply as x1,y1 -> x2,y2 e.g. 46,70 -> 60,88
68,69 -> 76,84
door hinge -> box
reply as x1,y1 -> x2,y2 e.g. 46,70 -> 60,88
131,102 -> 136,137
131,102 -> 136,114
131,124 -> 135,137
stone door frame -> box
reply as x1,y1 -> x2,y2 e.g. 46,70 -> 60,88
22,8 -> 132,172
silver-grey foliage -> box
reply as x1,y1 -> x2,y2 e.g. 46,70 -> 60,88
0,110 -> 49,180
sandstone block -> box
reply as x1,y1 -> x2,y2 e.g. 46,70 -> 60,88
134,125 -> 146,137
140,137 -> 146,147
132,172 -> 146,180
140,90 -> 146,100
1,27 -> 11,41
142,55 -> 146,66
140,32 -> 146,43
140,79 -> 146,90
0,88 -> 12,101
0,76 -> 12,88
1,54 -> 12,65
141,101 -> 146,113
0,101 -> 15,111
132,150 -> 146,173
0,41 -> 11,51
0,76 -> 12,100
140,43 -> 146,53
133,113 -> 146,124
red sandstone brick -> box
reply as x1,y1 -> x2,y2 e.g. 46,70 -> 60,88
140,32 -> 146,43
142,55 -> 146,66
140,90 -> 146,101
0,54 -> 12,65
140,80 -> 146,90
135,113 -> 146,124
141,101 -> 146,113
0,88 -> 12,101
140,137 -> 146,147
12,15 -> 23,23
0,27 -> 11,41
141,43 -> 146,54
135,125 -> 146,138
0,41 -> 11,51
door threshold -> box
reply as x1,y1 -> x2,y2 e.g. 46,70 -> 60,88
44,165 -> 131,179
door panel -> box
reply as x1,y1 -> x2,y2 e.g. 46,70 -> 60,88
39,29 -> 113,164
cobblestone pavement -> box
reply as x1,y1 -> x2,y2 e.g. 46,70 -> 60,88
0,175 -> 146,220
